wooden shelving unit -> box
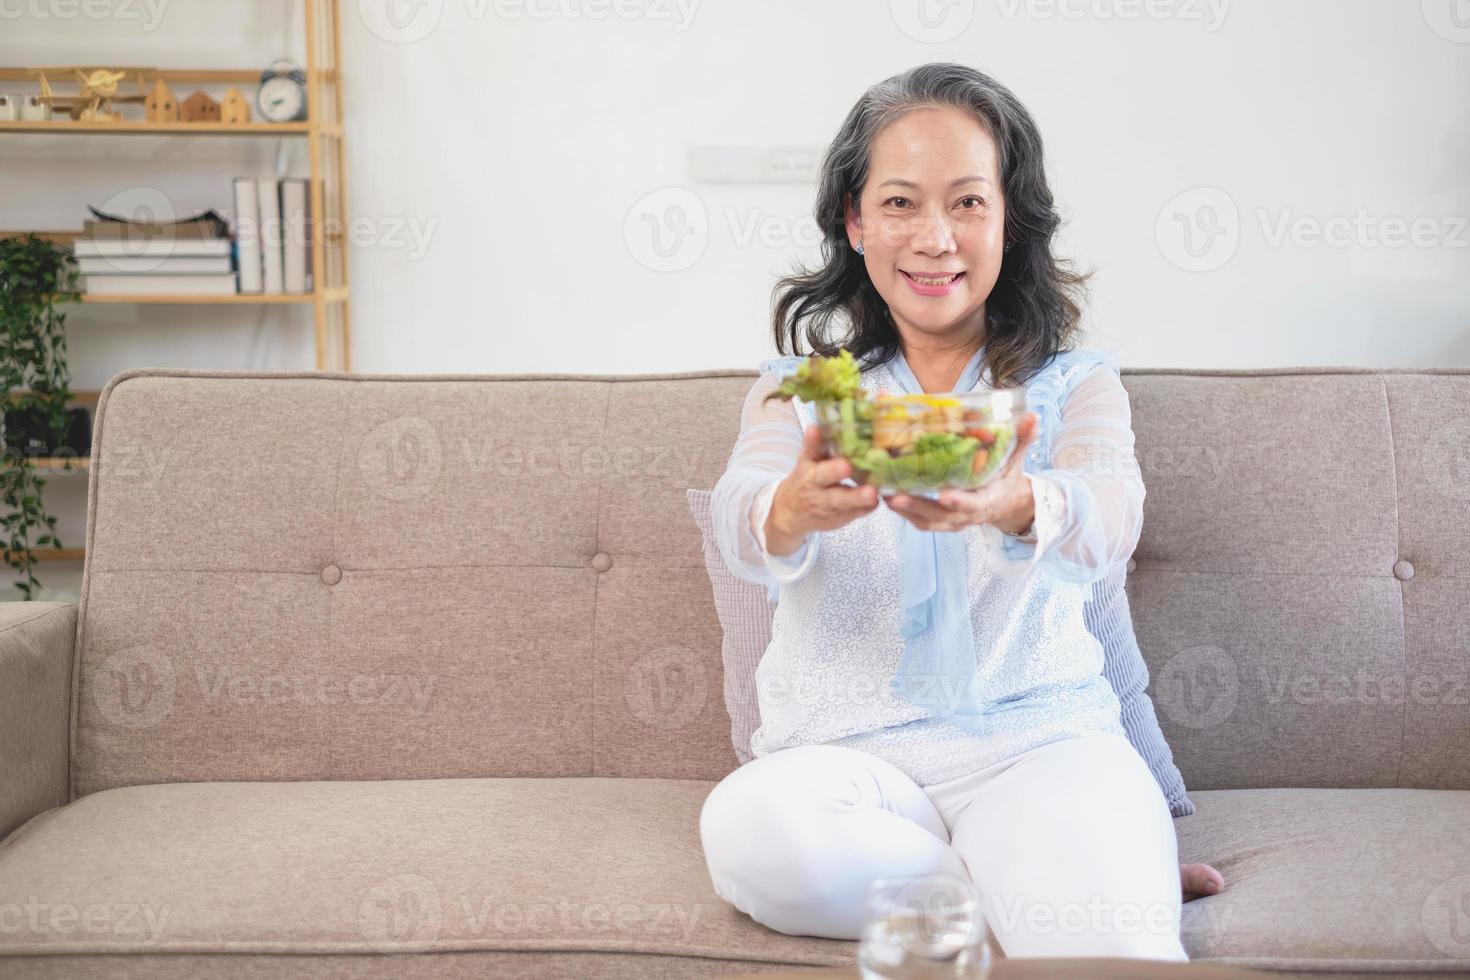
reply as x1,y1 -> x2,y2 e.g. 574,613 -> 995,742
8,549 -> 84,564
2,2 -> 352,581
0,0 -> 352,371
8,390 -> 99,406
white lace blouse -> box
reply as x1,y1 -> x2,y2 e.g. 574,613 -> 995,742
709,347 -> 1145,787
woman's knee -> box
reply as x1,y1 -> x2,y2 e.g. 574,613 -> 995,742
699,745 -> 965,940
700,749 -> 857,937
700,748 -> 860,900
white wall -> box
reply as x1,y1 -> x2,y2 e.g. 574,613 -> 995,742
1,0 -> 1467,597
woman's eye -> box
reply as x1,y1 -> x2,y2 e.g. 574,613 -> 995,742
884,197 -> 912,208
957,196 -> 986,210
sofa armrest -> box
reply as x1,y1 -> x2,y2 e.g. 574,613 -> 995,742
0,601 -> 76,842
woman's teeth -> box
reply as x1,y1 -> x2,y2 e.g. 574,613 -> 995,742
906,272 -> 962,286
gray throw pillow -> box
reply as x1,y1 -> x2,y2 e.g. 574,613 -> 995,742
687,488 -> 1195,818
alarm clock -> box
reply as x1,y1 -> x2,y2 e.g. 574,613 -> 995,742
257,58 -> 307,123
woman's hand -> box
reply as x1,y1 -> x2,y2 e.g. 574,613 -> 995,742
884,412 -> 1041,534
765,424 -> 880,555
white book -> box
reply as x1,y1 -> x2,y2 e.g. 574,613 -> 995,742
76,256 -> 232,275
73,238 -> 231,259
281,178 -> 309,294
82,274 -> 239,296
257,177 -> 284,295
233,178 -> 262,294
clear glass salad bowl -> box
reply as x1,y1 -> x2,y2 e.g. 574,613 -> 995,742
814,388 -> 1027,494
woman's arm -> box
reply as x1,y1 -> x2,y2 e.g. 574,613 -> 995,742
710,371 -> 822,600
983,363 -> 1146,584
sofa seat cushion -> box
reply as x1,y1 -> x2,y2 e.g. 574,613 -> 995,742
1176,788 -> 1470,975
3,781 -> 1468,977
0,777 -> 853,970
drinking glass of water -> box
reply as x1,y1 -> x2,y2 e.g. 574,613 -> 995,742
857,872 -> 991,979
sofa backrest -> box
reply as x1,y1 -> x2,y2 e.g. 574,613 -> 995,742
69,367 -> 1470,798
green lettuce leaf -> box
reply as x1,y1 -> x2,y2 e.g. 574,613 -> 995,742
762,349 -> 866,404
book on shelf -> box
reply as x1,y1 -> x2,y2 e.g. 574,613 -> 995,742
281,178 -> 311,294
82,208 -> 229,241
72,238 -> 232,258
75,255 -> 233,274
258,178 -> 285,294
233,178 -> 264,294
79,274 -> 239,296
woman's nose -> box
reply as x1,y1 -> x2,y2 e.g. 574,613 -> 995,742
909,210 -> 957,254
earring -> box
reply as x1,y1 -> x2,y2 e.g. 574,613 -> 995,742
1004,242 -> 1012,252
855,240 -> 865,256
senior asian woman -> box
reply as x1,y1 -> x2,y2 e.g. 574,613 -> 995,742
698,62 -> 1224,960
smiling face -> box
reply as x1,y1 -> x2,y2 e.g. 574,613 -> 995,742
844,105 -> 1006,347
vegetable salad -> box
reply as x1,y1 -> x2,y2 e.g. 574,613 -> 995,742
764,350 -> 1021,493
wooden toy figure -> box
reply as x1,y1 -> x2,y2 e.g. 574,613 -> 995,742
220,88 -> 252,125
146,78 -> 179,122
180,90 -> 220,123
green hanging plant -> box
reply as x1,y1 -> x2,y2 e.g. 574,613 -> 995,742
1,234 -> 80,600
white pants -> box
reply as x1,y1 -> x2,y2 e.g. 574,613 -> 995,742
699,731 -> 1188,961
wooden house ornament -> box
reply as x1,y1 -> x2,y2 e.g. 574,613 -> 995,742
220,88 -> 251,125
145,78 -> 178,122
180,90 -> 220,123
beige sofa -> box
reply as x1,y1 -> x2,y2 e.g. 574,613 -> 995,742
1,365 -> 1467,979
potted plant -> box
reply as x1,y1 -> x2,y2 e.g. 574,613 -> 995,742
1,233 -> 81,599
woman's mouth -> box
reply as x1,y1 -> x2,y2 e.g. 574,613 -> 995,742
901,270 -> 966,296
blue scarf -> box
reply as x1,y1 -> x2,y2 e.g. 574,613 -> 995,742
880,344 -> 992,734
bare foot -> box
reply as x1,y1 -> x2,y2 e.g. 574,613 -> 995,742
1181,862 -> 1224,902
